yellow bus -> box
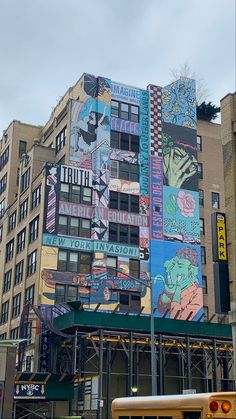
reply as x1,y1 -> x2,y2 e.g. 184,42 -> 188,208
111,392 -> 236,419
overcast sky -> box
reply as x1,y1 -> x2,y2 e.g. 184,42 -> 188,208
0,0 -> 235,133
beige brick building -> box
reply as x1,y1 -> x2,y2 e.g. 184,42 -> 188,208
221,92 -> 236,371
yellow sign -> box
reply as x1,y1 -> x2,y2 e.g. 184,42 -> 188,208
216,214 -> 227,261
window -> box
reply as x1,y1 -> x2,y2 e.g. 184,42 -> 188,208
24,321 -> 32,344
107,256 -> 117,276
58,250 -> 92,274
199,189 -> 204,206
60,183 -> 92,205
19,140 -> 27,157
109,223 -> 139,245
202,276 -> 208,294
10,327 -> 19,340
0,173 -> 7,195
55,284 -> 78,304
56,126 -> 67,154
0,333 -> 7,340
200,218 -> 205,235
31,186 -> 41,209
58,216 -> 91,238
111,131 -> 140,152
212,192 -> 220,209
15,260 -> 24,285
0,225 -> 2,242
5,239 -> 14,262
129,259 -> 140,278
3,270 -> 12,293
27,250 -> 37,276
0,146 -> 9,170
29,216 -> 39,243
203,305 -> 209,321
111,101 -> 139,122
0,198 -> 5,218
198,163 -> 203,179
201,246 -> 206,264
197,135 -> 202,151
8,211 -> 16,232
110,161 -> 139,182
19,199 -> 28,221
25,285 -> 35,305
119,291 -> 141,313
25,355 -> 32,372
0,301 -> 9,324
17,228 -> 26,253
21,168 -> 30,192
12,293 -> 21,318
109,191 -> 139,213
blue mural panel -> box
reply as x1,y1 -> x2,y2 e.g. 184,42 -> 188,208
111,82 -> 140,105
150,156 -> 163,240
150,241 -> 203,321
163,186 -> 200,244
163,122 -> 198,191
139,90 -> 149,196
162,78 -> 197,129
111,117 -> 140,135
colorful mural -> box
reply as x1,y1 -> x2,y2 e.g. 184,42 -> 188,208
150,156 -> 163,240
163,186 -> 200,244
162,122 -> 198,191
43,164 -> 60,235
109,178 -> 140,195
139,90 -> 150,196
111,117 -> 140,135
110,149 -> 138,164
151,241 -> 203,321
162,78 -> 197,129
111,81 -> 140,105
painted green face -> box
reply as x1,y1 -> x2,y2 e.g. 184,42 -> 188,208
164,256 -> 196,290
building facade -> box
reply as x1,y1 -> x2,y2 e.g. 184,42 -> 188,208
221,92 -> 236,372
0,75 -> 232,407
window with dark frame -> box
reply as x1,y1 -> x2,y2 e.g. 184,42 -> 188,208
199,189 -> 204,206
203,305 -> 209,321
0,301 -> 9,324
19,140 -> 27,158
197,135 -> 202,151
3,270 -> 12,293
111,130 -> 140,153
0,333 -> 7,340
201,246 -> 206,264
109,191 -> 139,213
0,146 -> 9,170
200,218 -> 205,235
119,291 -> 141,313
5,239 -> 14,262
19,199 -> 28,222
55,284 -> 78,304
8,211 -> 16,233
25,284 -> 35,305
17,228 -> 26,253
15,260 -> 24,285
29,216 -> 39,243
111,100 -> 139,122
198,163 -> 203,179
21,168 -> 31,192
24,321 -> 32,344
0,225 -> 2,242
27,250 -> 37,276
109,223 -> 139,245
56,126 -> 67,154
0,198 -> 5,218
60,183 -> 92,205
212,192 -> 220,209
110,161 -> 139,182
31,186 -> 41,210
129,259 -> 140,278
57,250 -> 92,274
10,327 -> 19,340
58,215 -> 91,239
202,276 -> 208,294
12,293 -> 21,318
0,173 -> 7,195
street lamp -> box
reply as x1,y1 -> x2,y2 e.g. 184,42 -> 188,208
94,265 -> 157,395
